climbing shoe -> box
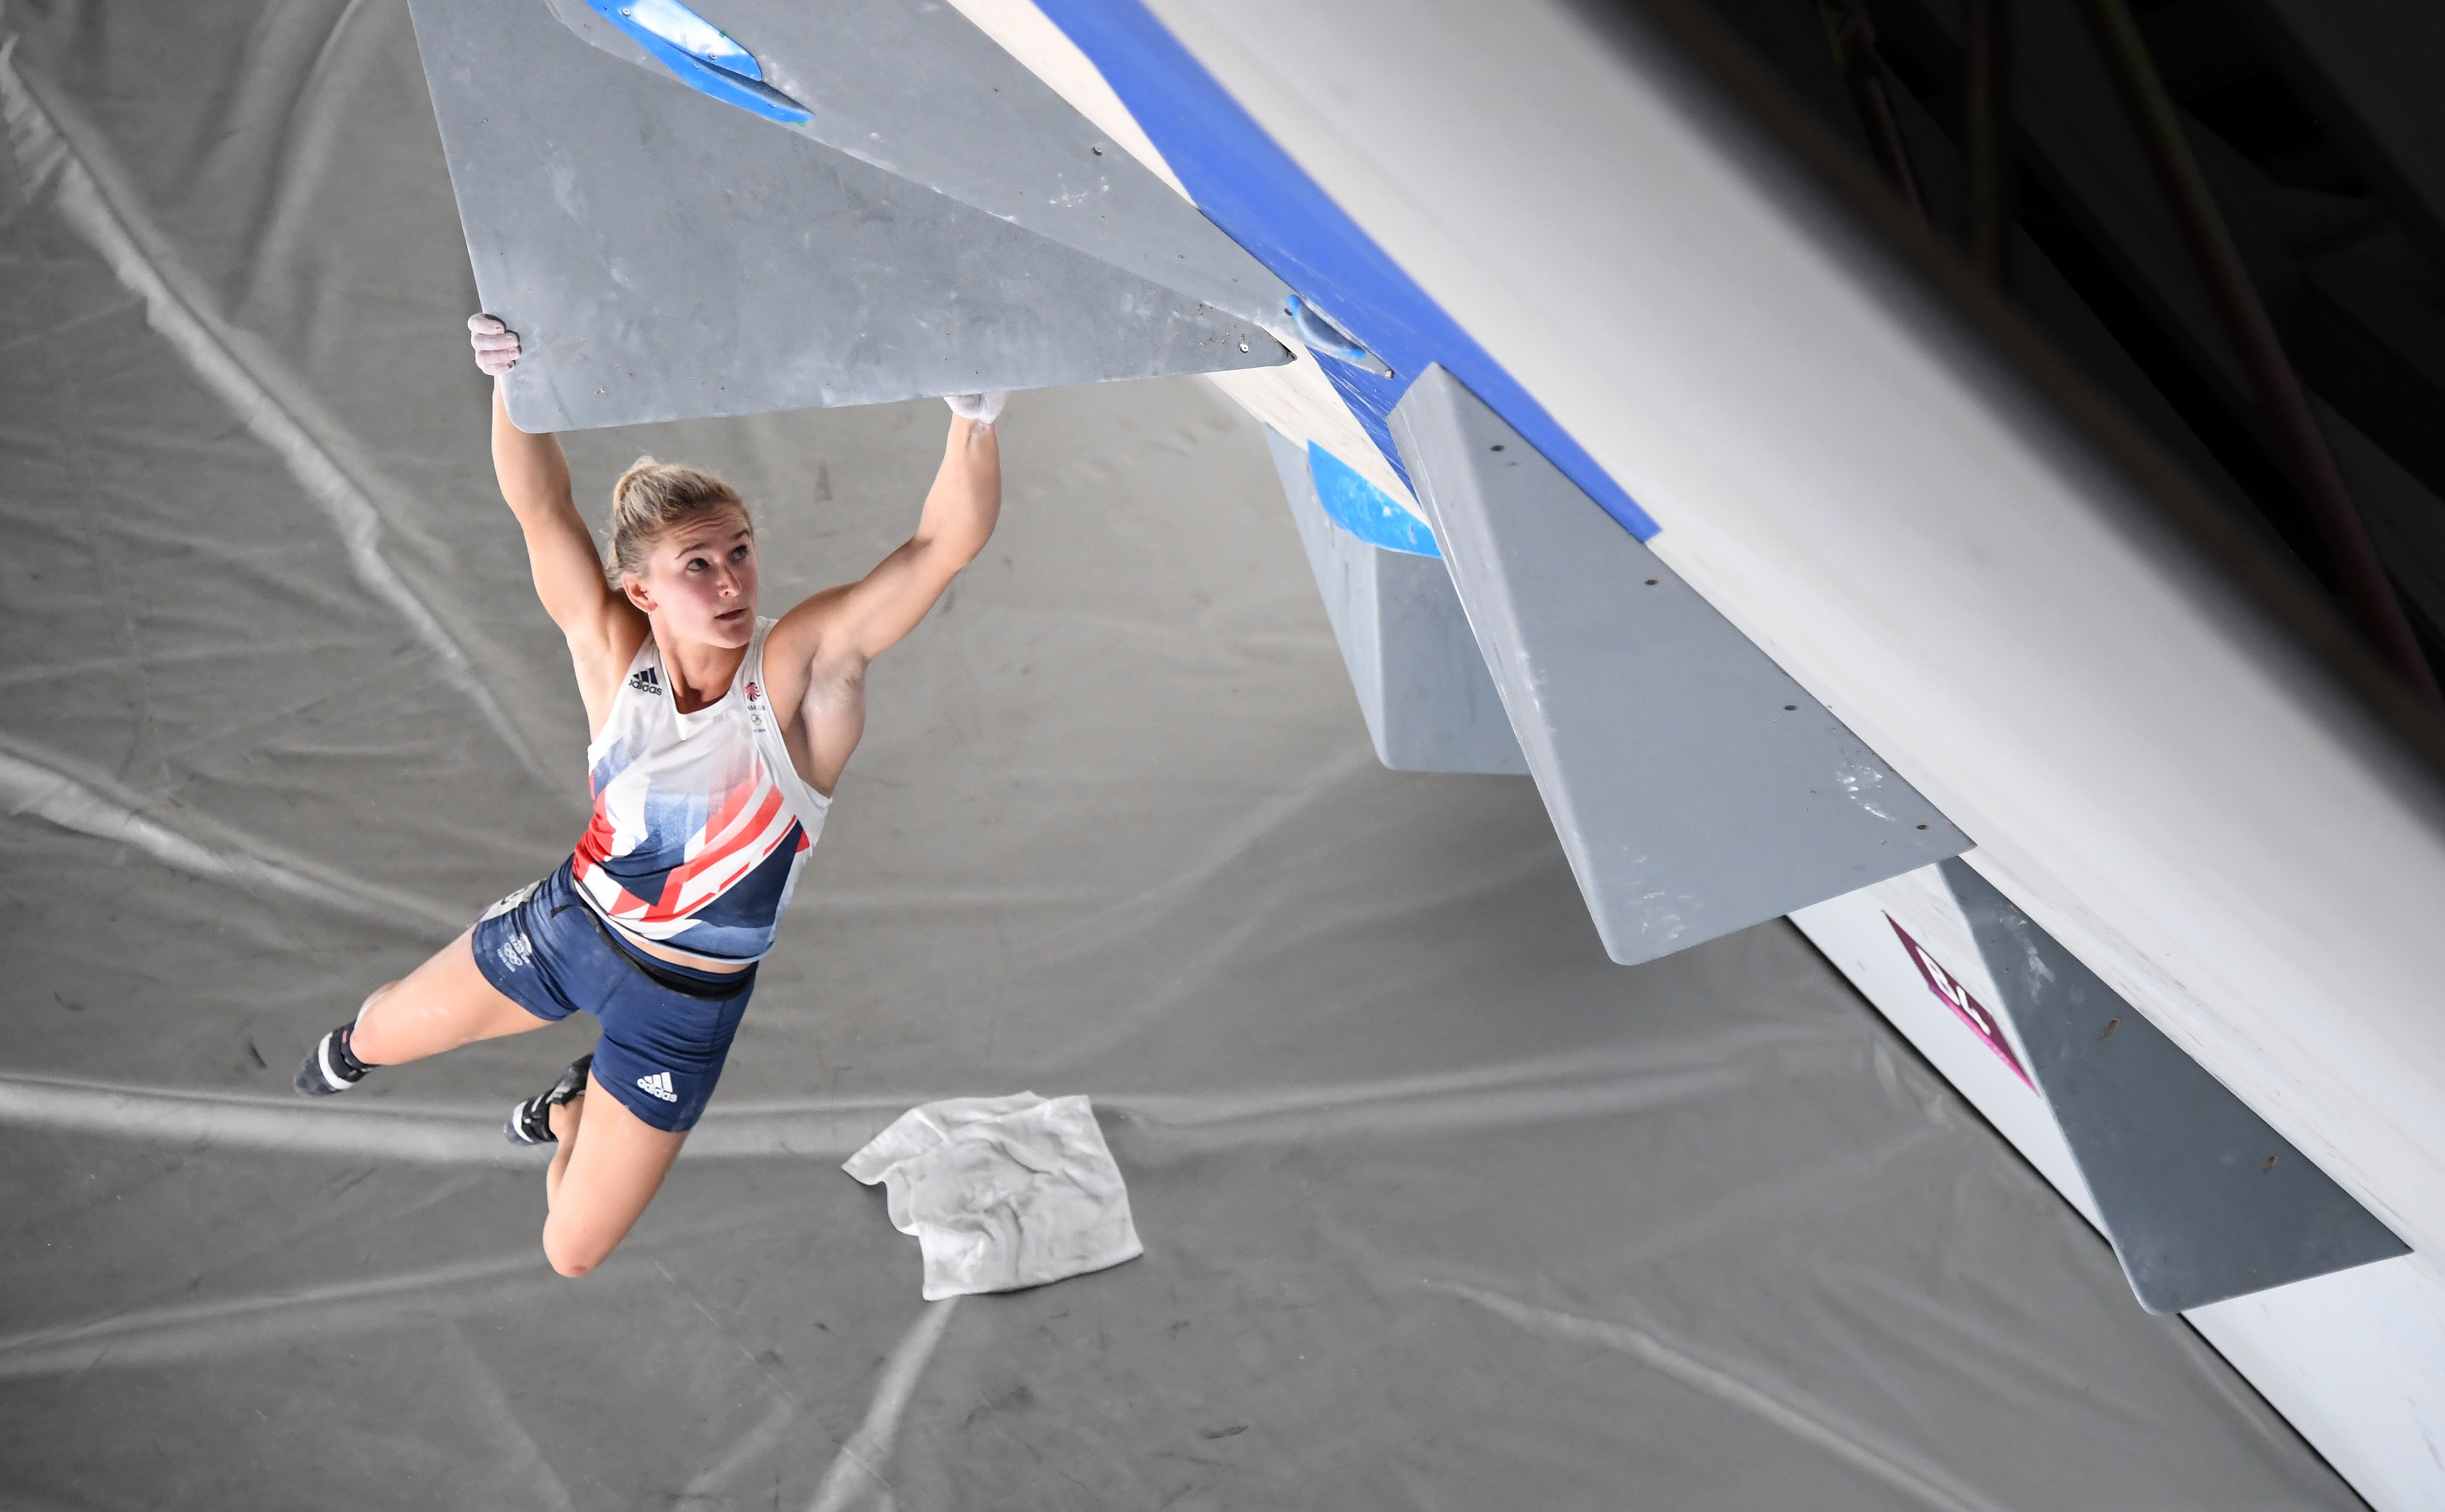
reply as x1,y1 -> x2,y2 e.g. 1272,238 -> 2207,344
506,1053 -> 594,1147
294,1024 -> 371,1097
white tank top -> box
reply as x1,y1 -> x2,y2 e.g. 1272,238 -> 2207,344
571,619 -> 829,961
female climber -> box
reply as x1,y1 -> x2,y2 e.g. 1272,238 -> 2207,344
293,314 -> 1004,1278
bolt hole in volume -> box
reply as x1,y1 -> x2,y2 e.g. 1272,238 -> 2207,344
588,0 -> 810,123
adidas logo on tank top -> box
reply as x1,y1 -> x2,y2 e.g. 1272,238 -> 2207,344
636,1071 -> 678,1103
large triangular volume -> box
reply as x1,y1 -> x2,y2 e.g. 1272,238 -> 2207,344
1391,367 -> 1966,965
539,0 -> 1292,335
1943,859 -> 2407,1314
405,0 -> 1289,432
1264,429 -> 1524,775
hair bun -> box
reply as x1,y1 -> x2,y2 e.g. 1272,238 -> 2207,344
612,455 -> 664,508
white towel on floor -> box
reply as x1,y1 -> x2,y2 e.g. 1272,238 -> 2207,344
844,1093 -> 1144,1301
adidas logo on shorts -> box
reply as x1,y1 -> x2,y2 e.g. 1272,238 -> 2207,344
635,1071 -> 678,1103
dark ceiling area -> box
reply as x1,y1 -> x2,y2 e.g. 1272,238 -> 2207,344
1662,0 -> 2445,703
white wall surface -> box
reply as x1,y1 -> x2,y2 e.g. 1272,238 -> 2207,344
1139,0 -> 2445,1280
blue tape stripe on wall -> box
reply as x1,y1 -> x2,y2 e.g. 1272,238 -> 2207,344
1310,441 -> 1440,557
1313,356 -> 1412,497
1033,0 -> 1660,543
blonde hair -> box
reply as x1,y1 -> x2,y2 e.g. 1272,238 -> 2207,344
608,456 -> 749,580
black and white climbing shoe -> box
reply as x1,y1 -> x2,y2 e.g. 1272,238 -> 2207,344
506,1054 -> 594,1147
294,1024 -> 371,1097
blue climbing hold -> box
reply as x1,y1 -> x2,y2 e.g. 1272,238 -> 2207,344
1310,441 -> 1439,558
584,0 -> 811,124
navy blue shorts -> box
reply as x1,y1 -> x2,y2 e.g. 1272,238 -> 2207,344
470,859 -> 755,1132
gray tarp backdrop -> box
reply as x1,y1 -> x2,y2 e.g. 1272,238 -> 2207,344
0,3 -> 2365,1507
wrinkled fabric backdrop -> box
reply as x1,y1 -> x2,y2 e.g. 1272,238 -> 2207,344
0,3 -> 2363,1508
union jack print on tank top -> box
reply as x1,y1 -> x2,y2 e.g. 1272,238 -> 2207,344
572,621 -> 826,961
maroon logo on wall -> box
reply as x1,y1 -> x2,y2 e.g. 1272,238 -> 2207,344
1885,914 -> 2033,1091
